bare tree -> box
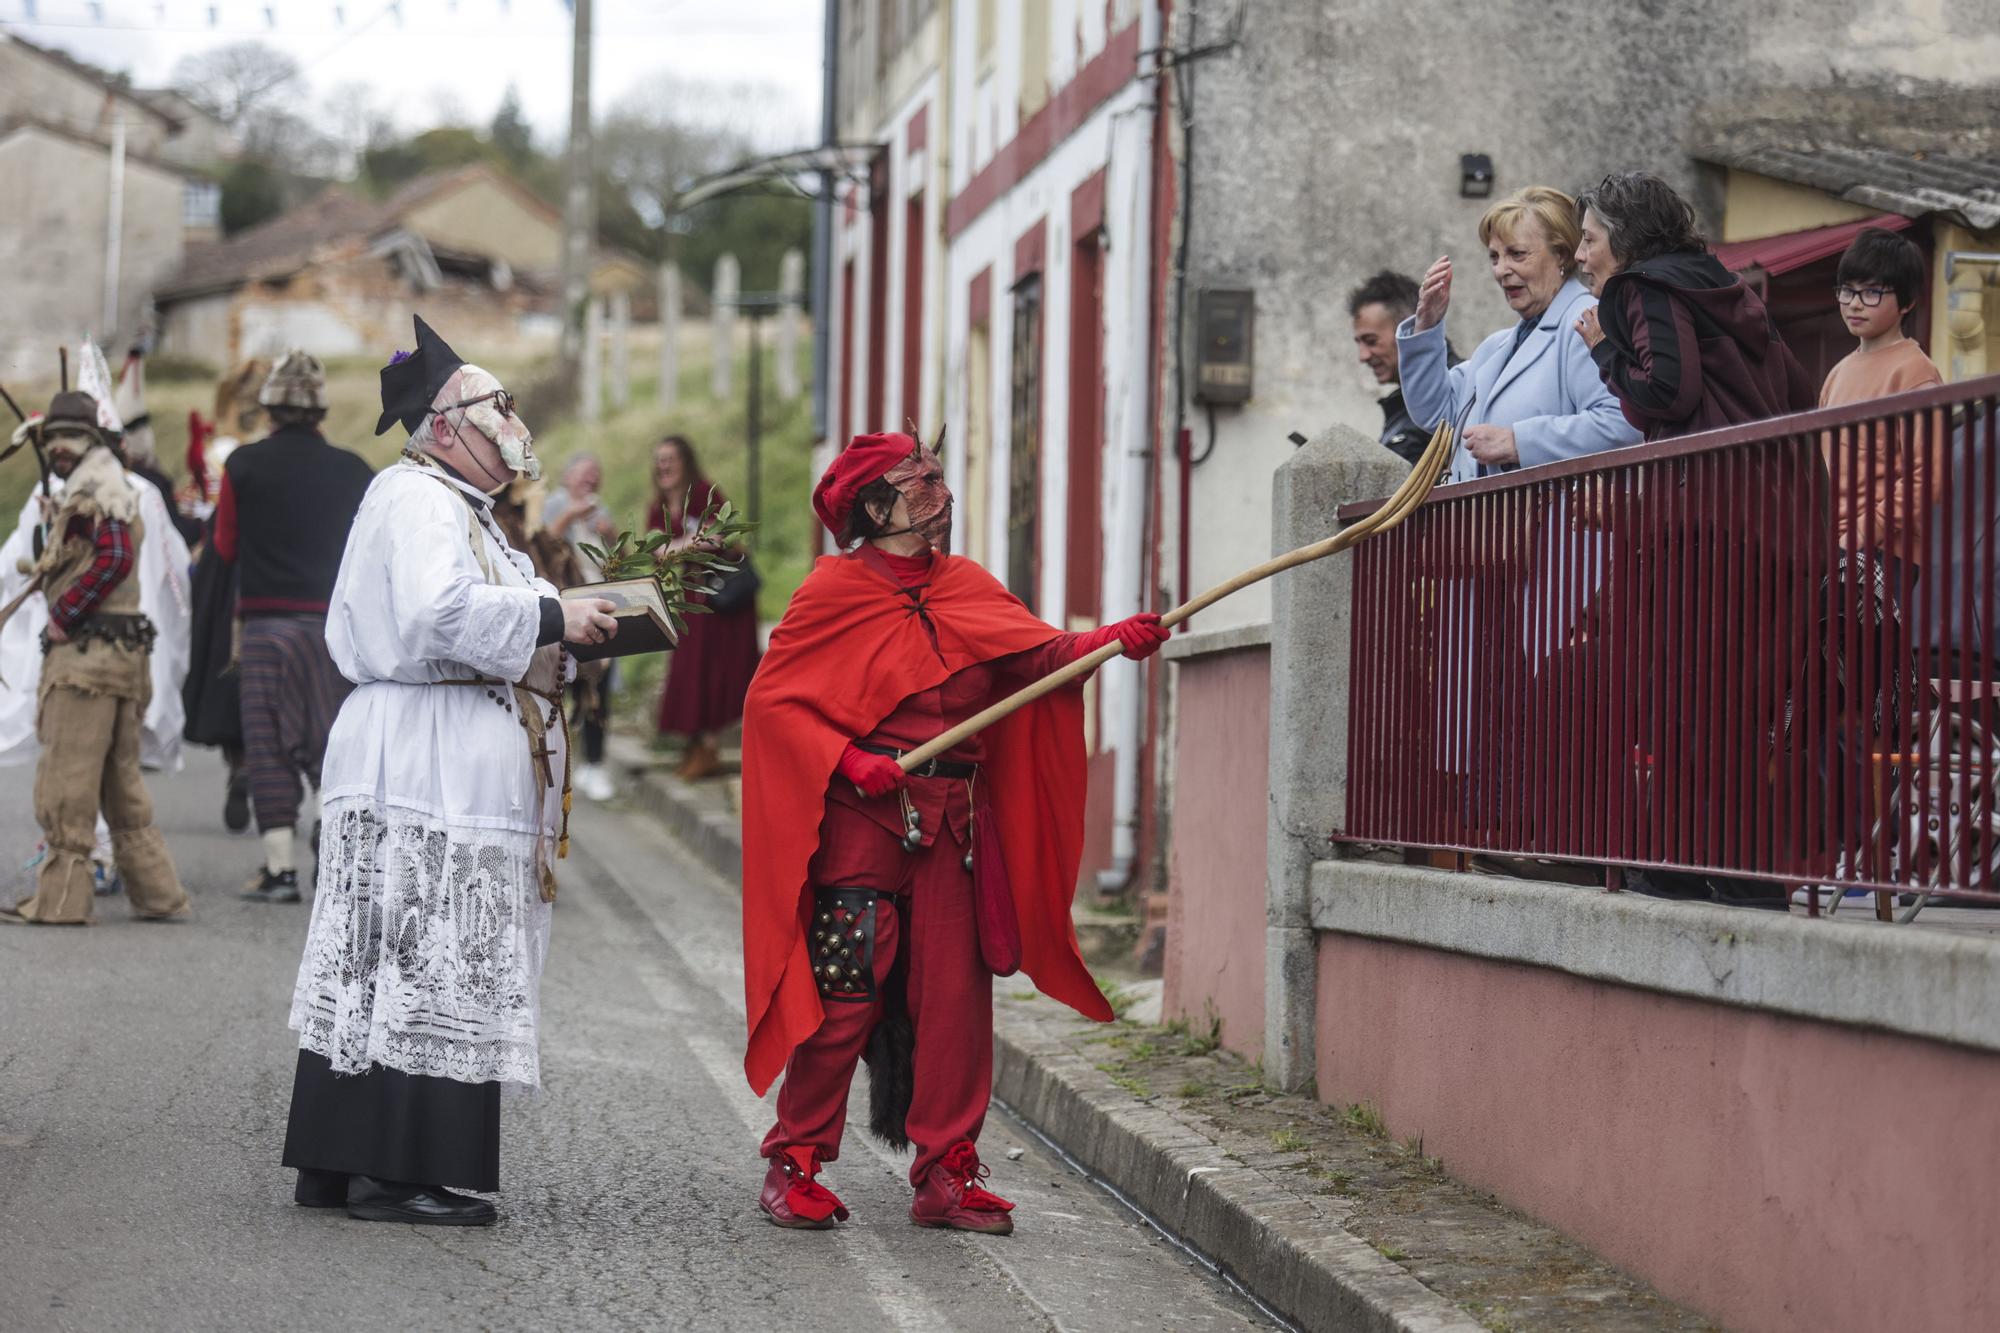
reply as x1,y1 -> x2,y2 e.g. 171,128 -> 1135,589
321,80 -> 397,172
599,76 -> 800,223
169,41 -> 303,125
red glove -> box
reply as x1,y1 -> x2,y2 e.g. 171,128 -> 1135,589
1069,612 -> 1171,664
837,742 -> 908,797
1109,612 -> 1170,660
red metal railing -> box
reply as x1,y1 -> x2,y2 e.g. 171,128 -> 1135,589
1340,373 -> 2000,906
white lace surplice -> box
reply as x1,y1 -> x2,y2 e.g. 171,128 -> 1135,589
289,462 -> 564,1087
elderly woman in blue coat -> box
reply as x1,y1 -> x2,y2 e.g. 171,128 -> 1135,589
1398,186 -> 1640,482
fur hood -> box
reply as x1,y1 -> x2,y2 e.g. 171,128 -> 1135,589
20,445 -> 138,577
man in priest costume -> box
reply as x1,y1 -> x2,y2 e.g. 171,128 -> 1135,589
281,317 -> 619,1226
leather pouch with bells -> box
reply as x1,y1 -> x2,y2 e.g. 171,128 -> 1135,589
811,886 -> 878,1003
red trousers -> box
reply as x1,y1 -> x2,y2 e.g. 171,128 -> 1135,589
762,794 -> 990,1185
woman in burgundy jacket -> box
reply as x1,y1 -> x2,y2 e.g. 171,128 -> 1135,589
649,434 -> 761,778
1573,171 -> 1813,439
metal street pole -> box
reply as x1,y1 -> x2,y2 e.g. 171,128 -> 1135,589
558,0 -> 595,384
745,310 -> 763,537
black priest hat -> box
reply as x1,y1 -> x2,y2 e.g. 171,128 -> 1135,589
375,315 -> 467,436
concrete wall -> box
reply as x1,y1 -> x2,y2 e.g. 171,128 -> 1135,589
1315,931 -> 2000,1333
1171,0 -> 2000,633
0,126 -> 185,373
1161,630 -> 1270,1056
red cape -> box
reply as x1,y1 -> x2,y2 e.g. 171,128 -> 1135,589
740,552 -> 1114,1093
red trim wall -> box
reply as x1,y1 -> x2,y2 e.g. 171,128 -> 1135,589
968,266 -> 993,328
1065,168 -> 1108,622
946,20 -> 1143,239
838,257 -> 856,449
866,155 -> 890,433
903,192 -> 926,431
1014,218 -> 1048,279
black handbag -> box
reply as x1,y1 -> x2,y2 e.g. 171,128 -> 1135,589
705,556 -> 762,615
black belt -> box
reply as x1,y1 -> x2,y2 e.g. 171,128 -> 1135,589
856,742 -> 977,780
46,611 -> 156,655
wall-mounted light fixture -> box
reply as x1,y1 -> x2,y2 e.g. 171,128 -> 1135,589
1460,154 -> 1495,199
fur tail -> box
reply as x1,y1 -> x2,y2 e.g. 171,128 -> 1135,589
863,975 -> 914,1151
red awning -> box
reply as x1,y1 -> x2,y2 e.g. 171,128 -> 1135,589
1712,213 -> 1913,278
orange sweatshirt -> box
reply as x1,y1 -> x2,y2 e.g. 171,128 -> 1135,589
1819,338 -> 1945,564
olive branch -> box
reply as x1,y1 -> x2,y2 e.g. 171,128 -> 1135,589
579,490 -> 756,638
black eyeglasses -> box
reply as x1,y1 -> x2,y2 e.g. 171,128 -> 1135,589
443,388 -> 516,419
1834,285 -> 1893,308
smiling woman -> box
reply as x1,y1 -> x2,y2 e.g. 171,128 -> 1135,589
1394,185 -> 1638,483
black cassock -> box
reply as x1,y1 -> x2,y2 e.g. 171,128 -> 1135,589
282,1051 -> 501,1192
181,518 -> 241,752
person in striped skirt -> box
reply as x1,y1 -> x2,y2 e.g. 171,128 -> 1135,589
213,352 -> 374,902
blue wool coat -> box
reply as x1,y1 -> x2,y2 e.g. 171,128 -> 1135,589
1397,276 -> 1640,484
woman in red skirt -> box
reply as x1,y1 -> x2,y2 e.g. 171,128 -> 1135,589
649,435 -> 760,778
740,432 -> 1167,1234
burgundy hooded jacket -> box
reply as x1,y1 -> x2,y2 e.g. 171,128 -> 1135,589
1590,250 -> 1815,441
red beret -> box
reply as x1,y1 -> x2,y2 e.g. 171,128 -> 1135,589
813,431 -> 919,536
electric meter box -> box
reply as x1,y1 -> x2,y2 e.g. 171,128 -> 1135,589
1195,287 -> 1254,404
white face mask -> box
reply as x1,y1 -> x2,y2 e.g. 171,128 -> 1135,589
454,365 -> 541,482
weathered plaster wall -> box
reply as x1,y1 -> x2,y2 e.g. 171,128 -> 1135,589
0,41 -> 173,155
1315,933 -> 2000,1333
1171,0 -> 2000,632
0,128 -> 184,372
1161,638 -> 1270,1055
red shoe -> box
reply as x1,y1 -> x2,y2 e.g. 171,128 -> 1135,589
759,1146 -> 849,1230
910,1141 -> 1015,1235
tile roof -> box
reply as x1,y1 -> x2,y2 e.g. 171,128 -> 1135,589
155,187 -> 388,300
1699,140 -> 2000,231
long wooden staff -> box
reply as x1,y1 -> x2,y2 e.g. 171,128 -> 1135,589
896,420 -> 1456,773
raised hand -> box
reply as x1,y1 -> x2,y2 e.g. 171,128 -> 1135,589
1413,256 -> 1452,332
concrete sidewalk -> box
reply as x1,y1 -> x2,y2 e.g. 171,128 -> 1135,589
608,738 -> 1710,1333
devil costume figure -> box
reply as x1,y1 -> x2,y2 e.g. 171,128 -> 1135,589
1,391 -> 190,926
741,431 -> 1168,1233
280,317 -> 618,1226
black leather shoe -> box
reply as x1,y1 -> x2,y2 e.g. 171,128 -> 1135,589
241,869 -> 300,903
345,1176 -> 497,1226
295,1167 -> 350,1208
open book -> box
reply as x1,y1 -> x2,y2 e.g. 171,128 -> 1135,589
560,578 -> 679,661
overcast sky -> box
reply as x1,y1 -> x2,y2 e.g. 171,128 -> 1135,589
9,0 -> 822,149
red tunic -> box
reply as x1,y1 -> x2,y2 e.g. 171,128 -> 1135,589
738,547 -> 1113,1094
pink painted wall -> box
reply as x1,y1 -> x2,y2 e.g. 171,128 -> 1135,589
1316,934 -> 2000,1333
1162,647 -> 1269,1056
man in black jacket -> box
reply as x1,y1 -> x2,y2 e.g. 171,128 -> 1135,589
1349,271 -> 1458,465
215,351 -> 374,902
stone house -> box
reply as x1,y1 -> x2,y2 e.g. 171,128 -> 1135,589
0,27 -> 230,373
150,163 -> 650,367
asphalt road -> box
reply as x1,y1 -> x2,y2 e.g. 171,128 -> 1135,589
0,749 -> 1273,1333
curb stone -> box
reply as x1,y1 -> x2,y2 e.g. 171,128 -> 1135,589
611,734 -> 1485,1333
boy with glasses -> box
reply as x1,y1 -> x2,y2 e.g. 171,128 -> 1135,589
1801,227 -> 1943,909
